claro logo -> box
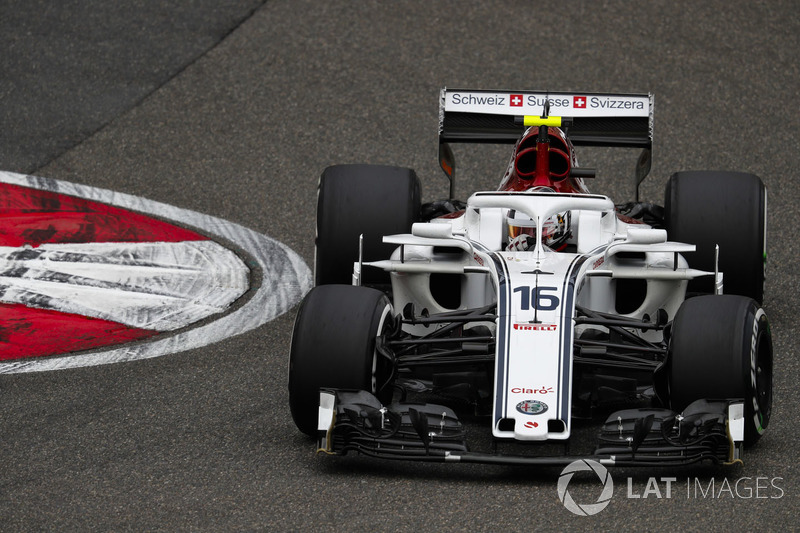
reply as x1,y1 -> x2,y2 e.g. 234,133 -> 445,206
511,387 -> 554,395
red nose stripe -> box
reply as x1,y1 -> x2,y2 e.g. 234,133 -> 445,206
0,182 -> 206,246
0,303 -> 157,361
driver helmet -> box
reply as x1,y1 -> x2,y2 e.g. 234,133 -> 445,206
507,191 -> 572,251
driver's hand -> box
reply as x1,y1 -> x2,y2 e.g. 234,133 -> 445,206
507,234 -> 535,252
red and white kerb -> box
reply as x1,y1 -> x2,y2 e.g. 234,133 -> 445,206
0,171 -> 310,373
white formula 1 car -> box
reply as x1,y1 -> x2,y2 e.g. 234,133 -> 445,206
288,89 -> 772,467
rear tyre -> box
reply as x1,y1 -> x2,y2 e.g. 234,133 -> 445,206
315,164 -> 421,286
665,171 -> 766,303
666,295 -> 772,445
288,285 -> 394,436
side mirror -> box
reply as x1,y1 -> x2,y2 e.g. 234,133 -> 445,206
626,227 -> 667,244
412,223 -> 453,239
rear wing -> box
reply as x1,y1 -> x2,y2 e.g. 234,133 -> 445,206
438,88 -> 654,200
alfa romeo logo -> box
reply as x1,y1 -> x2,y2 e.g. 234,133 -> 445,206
557,459 -> 614,516
516,399 -> 548,415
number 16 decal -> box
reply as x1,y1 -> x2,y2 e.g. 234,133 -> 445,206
513,286 -> 560,311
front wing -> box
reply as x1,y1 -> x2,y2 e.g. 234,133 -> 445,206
316,389 -> 746,467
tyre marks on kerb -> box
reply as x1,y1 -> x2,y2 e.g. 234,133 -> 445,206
0,303 -> 160,360
0,179 -> 250,360
0,171 -> 313,373
0,241 -> 249,331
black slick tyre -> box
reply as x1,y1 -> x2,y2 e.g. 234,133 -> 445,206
288,284 -> 394,436
315,164 -> 420,286
666,295 -> 772,445
665,171 -> 766,303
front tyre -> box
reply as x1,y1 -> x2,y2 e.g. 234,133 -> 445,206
665,171 -> 766,303
288,285 -> 395,436
315,164 -> 420,286
665,295 -> 772,445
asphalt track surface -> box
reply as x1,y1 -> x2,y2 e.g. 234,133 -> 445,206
1,1 -> 799,531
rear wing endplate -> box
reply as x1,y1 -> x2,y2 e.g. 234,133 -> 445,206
438,88 -> 654,200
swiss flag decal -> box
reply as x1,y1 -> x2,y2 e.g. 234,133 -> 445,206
573,96 -> 587,109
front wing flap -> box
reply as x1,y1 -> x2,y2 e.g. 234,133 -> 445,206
317,389 -> 468,460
